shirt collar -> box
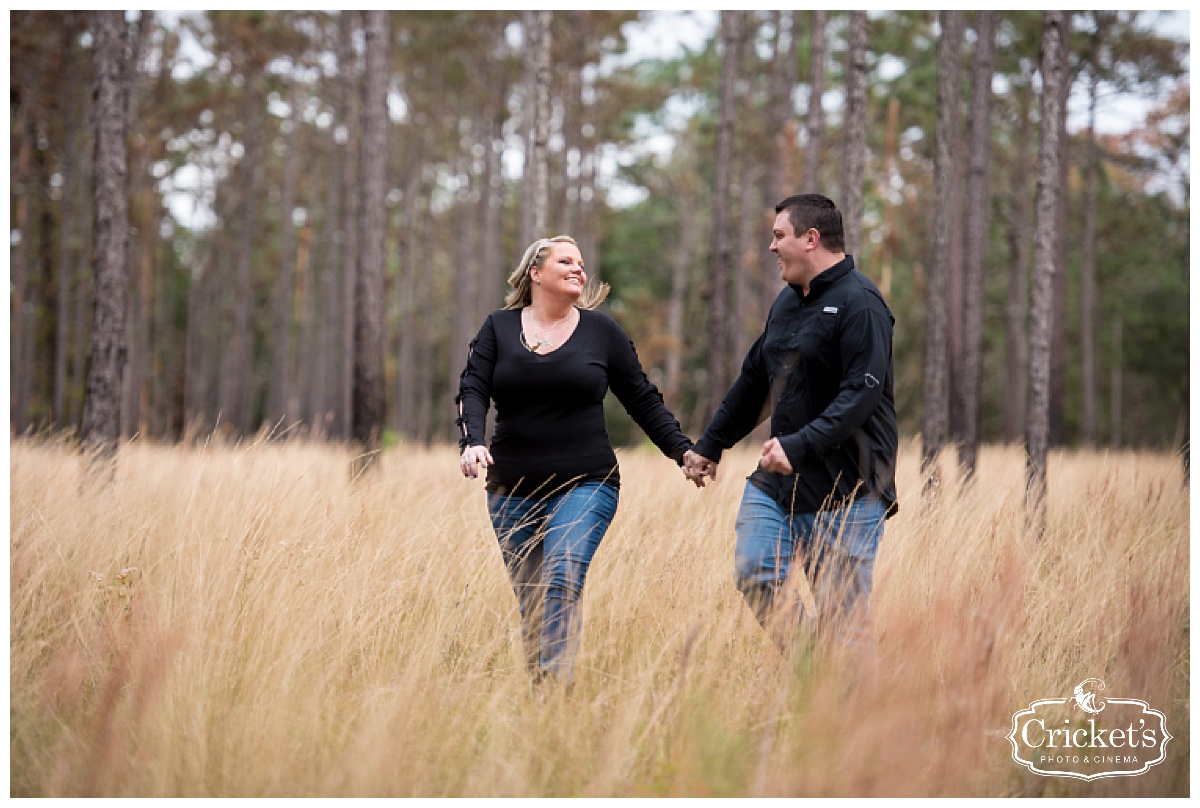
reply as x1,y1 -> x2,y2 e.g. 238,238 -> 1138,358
789,255 -> 855,299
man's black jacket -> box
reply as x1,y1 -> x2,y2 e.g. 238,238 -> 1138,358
693,255 -> 898,516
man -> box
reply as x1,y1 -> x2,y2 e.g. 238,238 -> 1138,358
684,193 -> 898,654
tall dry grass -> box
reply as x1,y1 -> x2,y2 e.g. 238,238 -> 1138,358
9,437 -> 1189,796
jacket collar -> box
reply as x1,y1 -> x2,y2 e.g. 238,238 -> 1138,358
789,254 -> 855,300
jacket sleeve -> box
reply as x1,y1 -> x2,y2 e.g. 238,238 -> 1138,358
606,320 -> 693,464
776,308 -> 892,469
454,314 -> 498,452
692,330 -> 770,463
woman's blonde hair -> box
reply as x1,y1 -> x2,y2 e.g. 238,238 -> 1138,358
503,235 -> 610,310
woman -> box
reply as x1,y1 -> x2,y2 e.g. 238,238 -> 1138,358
456,235 -> 693,683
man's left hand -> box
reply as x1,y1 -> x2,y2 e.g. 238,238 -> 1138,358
759,438 -> 793,474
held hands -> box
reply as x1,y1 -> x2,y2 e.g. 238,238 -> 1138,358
759,438 -> 793,474
460,445 -> 494,479
682,449 -> 719,488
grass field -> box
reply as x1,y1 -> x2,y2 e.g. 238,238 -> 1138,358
9,438 -> 1189,796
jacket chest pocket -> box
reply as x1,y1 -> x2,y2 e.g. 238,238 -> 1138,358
786,310 -> 839,368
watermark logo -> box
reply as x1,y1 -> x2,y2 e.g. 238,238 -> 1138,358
1007,678 -> 1172,781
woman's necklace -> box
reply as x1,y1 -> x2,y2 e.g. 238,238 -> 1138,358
521,307 -> 574,352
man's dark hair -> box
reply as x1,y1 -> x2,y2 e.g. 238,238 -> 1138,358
775,194 -> 845,253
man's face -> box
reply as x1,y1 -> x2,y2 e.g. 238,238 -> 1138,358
770,210 -> 813,286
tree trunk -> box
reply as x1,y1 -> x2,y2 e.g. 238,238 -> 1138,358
81,10 -> 130,463
340,12 -> 361,441
921,10 -> 963,495
561,69 -> 580,238
27,142 -> 50,433
481,70 -> 506,320
518,14 -> 535,247
312,93 -> 344,439
414,193 -> 435,445
946,114 -> 966,447
526,11 -> 552,240
1109,314 -> 1122,449
801,10 -> 826,193
54,20 -> 83,428
351,9 -> 388,475
1004,87 -> 1034,445
760,10 -> 795,318
293,220 -> 313,431
956,10 -> 995,479
665,171 -> 695,411
70,105 -> 94,430
448,135 -> 476,441
734,153 -> 759,373
879,95 -> 900,300
266,92 -> 302,434
183,257 -> 205,432
12,57 -> 35,435
119,12 -> 150,440
220,67 -> 263,437
1026,10 -> 1069,525
397,156 -> 424,439
840,10 -> 869,258
581,147 -> 600,282
1081,70 -> 1099,446
705,10 -> 743,423
1049,13 -> 1072,447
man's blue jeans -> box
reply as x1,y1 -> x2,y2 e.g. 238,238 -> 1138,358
486,481 -> 619,681
733,480 -> 886,653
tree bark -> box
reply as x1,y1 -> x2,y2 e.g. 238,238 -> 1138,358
481,67 -> 506,320
1027,10 -> 1069,525
1081,70 -> 1099,446
448,131 -> 476,441
414,190 -> 435,445
956,10 -> 995,479
946,112 -> 966,447
705,10 -> 743,423
921,10 -> 963,495
351,9 -> 388,475
879,95 -> 899,300
1004,91 -> 1033,445
527,11 -> 552,240
840,10 -> 869,258
120,11 -> 151,440
54,19 -> 83,428
397,151 -> 424,439
1109,314 -> 1122,449
339,11 -> 361,441
70,104 -> 94,430
801,10 -> 826,193
1049,13 -> 1072,447
12,43 -> 36,435
733,153 -> 758,375
220,65 -> 264,437
81,10 -> 130,462
267,91 -> 303,434
312,85 -> 344,439
665,170 -> 696,411
292,222 -> 312,429
760,10 -> 795,318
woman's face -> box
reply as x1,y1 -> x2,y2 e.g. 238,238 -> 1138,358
533,242 -> 587,300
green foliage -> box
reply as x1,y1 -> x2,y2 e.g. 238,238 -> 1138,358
7,10 -> 1189,449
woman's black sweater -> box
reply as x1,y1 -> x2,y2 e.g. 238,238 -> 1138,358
456,308 -> 692,497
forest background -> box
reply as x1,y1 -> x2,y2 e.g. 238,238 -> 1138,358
7,10 -> 1191,458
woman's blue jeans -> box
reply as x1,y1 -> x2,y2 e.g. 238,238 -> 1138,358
486,481 -> 619,681
733,480 -> 887,654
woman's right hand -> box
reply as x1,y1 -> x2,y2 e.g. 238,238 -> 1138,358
460,445 -> 495,479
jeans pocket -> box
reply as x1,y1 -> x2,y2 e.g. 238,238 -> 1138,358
818,498 -> 886,560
